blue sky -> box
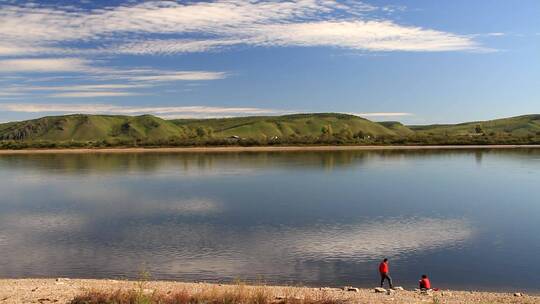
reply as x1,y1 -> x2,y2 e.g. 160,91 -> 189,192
0,0 -> 538,124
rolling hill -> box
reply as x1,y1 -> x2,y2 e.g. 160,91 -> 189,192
410,114 -> 540,137
0,114 -> 183,142
1,113 -> 539,148
0,113 -> 398,143
171,113 -> 396,140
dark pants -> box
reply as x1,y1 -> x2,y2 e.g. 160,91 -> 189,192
380,273 -> 393,288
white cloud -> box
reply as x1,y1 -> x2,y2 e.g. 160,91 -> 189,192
0,58 -> 90,73
49,91 -> 139,98
0,1 -> 483,56
111,39 -> 243,55
9,84 -> 149,92
249,21 -> 478,52
352,112 -> 413,117
130,71 -> 227,82
0,58 -> 226,83
0,103 -> 283,118
0,43 -> 62,56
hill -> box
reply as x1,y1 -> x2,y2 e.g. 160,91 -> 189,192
0,113 -> 398,147
1,113 -> 540,148
410,115 -> 540,137
378,121 -> 415,136
0,114 -> 184,142
171,113 -> 396,140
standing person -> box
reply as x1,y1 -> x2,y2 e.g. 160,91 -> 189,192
378,258 -> 393,288
419,274 -> 431,290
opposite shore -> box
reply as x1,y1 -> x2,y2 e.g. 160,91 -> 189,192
0,278 -> 537,304
1,144 -> 540,154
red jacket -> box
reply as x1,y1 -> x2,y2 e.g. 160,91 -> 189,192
379,262 -> 388,274
419,278 -> 431,289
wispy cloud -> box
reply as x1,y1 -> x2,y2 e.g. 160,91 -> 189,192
0,103 -> 284,118
8,84 -> 149,92
0,1 -> 483,57
352,112 -> 413,117
0,58 -> 90,73
0,58 -> 226,81
49,92 -> 139,98
0,58 -> 227,98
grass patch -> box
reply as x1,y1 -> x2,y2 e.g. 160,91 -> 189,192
69,284 -> 347,304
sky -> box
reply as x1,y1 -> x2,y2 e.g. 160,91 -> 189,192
0,0 -> 538,124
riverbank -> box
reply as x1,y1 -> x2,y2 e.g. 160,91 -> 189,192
1,144 -> 540,154
0,279 -> 537,304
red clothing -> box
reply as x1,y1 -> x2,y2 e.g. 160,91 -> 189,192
379,262 -> 388,274
419,278 -> 431,289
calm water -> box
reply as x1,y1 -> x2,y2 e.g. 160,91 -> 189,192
1,149 -> 539,291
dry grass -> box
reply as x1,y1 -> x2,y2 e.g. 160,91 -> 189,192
69,283 -> 346,304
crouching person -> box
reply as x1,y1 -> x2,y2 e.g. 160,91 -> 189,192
419,274 -> 431,290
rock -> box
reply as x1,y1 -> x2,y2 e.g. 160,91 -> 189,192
386,289 -> 395,295
514,292 -> 523,297
347,287 -> 359,292
374,287 -> 387,293
392,286 -> 404,291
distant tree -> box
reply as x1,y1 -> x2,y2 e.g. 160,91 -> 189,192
321,125 -> 333,135
196,127 -> 207,138
206,127 -> 214,138
475,124 -> 483,134
354,130 -> 365,139
338,128 -> 353,140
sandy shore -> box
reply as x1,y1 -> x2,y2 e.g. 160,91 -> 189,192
1,145 -> 540,154
0,279 -> 537,304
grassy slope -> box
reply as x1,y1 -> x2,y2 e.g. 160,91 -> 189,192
172,113 -> 396,139
1,113 -> 539,144
379,121 -> 415,136
0,114 -> 185,142
410,114 -> 540,136
0,113 -> 397,142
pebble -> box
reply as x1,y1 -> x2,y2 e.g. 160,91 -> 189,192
441,291 -> 453,297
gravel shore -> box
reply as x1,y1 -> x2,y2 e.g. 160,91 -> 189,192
0,279 -> 538,304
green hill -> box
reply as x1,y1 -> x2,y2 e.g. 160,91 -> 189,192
410,115 -> 540,137
171,113 -> 396,140
379,121 -> 415,136
1,113 -> 539,148
0,114 -> 185,142
0,113 -> 397,145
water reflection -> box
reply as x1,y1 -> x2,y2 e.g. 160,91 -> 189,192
1,148 -> 539,174
0,149 -> 540,290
